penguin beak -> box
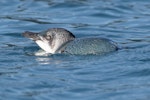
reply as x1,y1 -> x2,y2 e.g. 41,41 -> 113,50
23,31 -> 52,53
22,31 -> 41,41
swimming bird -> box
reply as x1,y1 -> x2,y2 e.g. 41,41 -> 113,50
23,28 -> 118,55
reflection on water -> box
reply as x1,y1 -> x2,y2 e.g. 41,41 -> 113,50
0,0 -> 150,100
36,57 -> 52,65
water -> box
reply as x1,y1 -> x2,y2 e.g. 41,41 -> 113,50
0,0 -> 150,100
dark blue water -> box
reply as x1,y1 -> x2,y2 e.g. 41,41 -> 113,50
0,0 -> 150,100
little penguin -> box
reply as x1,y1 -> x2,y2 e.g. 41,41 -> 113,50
22,28 -> 118,55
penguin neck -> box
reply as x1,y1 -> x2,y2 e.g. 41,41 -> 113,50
35,37 -> 75,54
54,39 -> 74,53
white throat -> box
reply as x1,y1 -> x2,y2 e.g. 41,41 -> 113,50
35,36 -> 56,54
35,36 -> 68,54
35,40 -> 55,54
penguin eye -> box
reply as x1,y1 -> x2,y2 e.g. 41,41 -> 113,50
43,34 -> 51,40
46,35 -> 51,40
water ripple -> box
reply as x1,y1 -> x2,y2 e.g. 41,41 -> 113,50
0,0 -> 150,100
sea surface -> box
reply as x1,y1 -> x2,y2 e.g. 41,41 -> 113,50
0,0 -> 150,100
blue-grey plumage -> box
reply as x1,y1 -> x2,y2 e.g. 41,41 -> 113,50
63,37 -> 118,55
